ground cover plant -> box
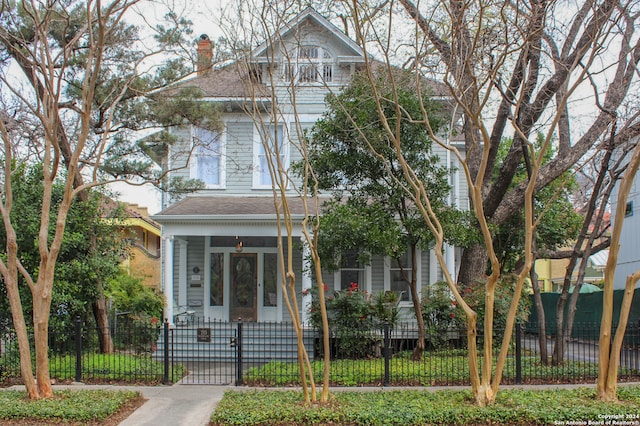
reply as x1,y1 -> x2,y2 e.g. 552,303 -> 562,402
243,352 -> 635,387
0,389 -> 143,425
211,386 -> 640,425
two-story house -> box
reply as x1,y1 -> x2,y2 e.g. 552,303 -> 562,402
152,8 -> 465,325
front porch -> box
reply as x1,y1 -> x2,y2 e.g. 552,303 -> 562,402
152,196 -> 314,327
161,234 -> 311,326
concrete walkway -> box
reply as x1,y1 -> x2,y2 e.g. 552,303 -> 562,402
118,384 -> 225,426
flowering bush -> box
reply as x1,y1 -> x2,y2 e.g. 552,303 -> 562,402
421,281 -> 465,348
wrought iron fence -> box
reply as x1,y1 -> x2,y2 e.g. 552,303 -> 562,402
0,317 -> 169,385
1,319 -> 640,387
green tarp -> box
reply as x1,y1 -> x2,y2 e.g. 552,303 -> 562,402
526,288 -> 640,337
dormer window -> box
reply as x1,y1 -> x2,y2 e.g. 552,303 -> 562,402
284,45 -> 333,84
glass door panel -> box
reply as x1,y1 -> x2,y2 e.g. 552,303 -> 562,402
230,253 -> 257,321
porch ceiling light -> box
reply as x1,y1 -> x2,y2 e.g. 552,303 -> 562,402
235,236 -> 243,252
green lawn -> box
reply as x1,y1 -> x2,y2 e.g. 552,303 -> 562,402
1,353 -> 187,385
243,352 -> 618,386
211,386 -> 640,425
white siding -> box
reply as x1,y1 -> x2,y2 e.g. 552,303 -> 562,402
613,170 -> 640,289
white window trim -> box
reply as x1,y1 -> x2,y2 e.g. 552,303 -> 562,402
333,255 -> 372,293
252,121 -> 290,189
190,126 -> 226,189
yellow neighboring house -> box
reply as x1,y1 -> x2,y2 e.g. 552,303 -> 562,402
534,211 -> 610,293
535,252 -> 607,293
103,200 -> 162,289
121,203 -> 161,289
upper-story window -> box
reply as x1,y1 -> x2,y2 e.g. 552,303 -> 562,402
191,126 -> 225,188
284,45 -> 333,84
254,123 -> 288,188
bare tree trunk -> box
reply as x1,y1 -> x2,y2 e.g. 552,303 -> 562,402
410,279 -> 426,360
600,270 -> 640,401
554,120 -> 617,365
553,279 -> 570,365
408,245 -> 425,360
92,281 -> 114,354
4,276 -> 38,398
5,34 -> 115,355
530,267 -> 548,364
458,245 -> 486,287
33,285 -> 53,398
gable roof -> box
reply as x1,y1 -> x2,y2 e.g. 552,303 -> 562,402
251,7 -> 364,61
160,8 -> 366,102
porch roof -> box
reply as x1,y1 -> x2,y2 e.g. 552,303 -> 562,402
152,195 -> 323,222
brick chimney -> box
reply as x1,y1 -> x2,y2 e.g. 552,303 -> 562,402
196,34 -> 213,75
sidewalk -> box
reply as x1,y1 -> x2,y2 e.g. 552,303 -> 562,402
118,384 -> 225,426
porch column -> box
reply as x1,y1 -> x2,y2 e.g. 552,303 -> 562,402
163,236 -> 174,324
177,239 -> 188,310
301,237 -> 312,325
445,243 -> 456,282
429,249 -> 438,285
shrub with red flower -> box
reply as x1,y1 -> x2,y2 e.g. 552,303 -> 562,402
421,281 -> 465,349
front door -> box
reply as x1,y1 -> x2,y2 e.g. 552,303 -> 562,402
230,253 -> 257,321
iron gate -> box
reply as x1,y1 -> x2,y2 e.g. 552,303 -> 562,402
166,318 -> 239,385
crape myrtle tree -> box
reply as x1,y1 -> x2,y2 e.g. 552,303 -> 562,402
0,163 -> 128,346
212,1 -> 334,404
548,134 -> 625,366
301,69 -> 476,360
0,1 -> 220,399
337,0 -> 640,405
492,134 -> 583,364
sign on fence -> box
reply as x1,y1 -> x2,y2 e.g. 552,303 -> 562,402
197,328 -> 212,342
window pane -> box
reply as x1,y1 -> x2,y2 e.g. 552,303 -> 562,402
390,251 -> 411,301
299,65 -> 318,82
197,156 -> 220,185
390,270 -> 410,301
259,155 -> 271,185
194,128 -> 221,185
210,253 -> 224,306
323,65 -> 332,82
299,46 -> 318,58
258,124 -> 284,186
263,253 -> 278,307
270,124 -> 284,151
340,269 -> 364,292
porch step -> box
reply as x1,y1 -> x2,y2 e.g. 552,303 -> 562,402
154,321 -> 315,363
